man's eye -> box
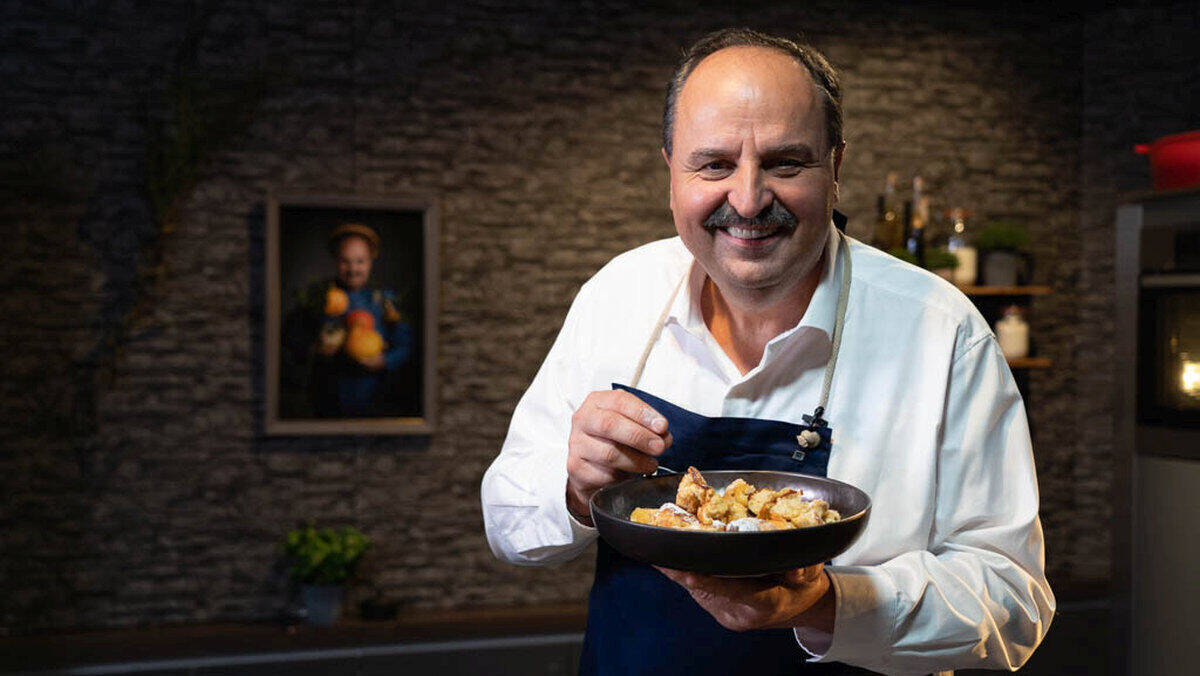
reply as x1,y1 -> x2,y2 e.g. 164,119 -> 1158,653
700,161 -> 732,173
771,160 -> 807,171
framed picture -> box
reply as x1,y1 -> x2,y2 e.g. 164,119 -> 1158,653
265,193 -> 438,435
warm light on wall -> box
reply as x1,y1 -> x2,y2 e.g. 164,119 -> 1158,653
1182,359 -> 1200,396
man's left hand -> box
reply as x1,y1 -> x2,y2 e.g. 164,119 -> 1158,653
655,564 -> 834,632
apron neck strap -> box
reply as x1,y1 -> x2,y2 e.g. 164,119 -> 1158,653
629,231 -> 853,405
629,270 -> 688,388
816,230 -> 852,418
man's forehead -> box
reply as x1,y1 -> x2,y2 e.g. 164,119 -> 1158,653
681,46 -> 815,105
674,46 -> 822,145
338,237 -> 371,254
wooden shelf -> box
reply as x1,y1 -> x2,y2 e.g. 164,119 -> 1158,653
1007,357 -> 1052,369
958,285 -> 1052,296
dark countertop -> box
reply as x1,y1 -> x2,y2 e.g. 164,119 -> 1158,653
0,603 -> 589,673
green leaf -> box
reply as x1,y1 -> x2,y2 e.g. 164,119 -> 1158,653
974,220 -> 1029,252
282,524 -> 372,585
924,247 -> 959,270
886,248 -> 918,265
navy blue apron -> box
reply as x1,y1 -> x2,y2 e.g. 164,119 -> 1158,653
578,230 -> 871,676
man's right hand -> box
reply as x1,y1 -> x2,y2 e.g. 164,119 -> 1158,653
566,390 -> 672,525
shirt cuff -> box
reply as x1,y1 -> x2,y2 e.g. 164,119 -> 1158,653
552,468 -> 595,537
566,503 -> 598,536
799,565 -> 899,666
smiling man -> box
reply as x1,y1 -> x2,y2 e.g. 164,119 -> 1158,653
482,28 -> 1054,676
282,223 -> 414,418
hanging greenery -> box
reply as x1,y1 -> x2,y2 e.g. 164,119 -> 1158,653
138,0 -> 273,304
8,1 -> 283,486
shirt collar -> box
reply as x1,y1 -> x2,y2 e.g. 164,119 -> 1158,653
669,219 -> 842,344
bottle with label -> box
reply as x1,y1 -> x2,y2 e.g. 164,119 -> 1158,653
870,172 -> 901,251
946,207 -> 977,286
995,305 -> 1030,359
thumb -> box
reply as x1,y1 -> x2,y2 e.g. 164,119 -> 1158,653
785,564 -> 824,586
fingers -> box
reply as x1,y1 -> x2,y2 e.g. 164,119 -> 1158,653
655,567 -> 759,595
571,433 -> 660,476
785,564 -> 824,586
576,408 -> 665,457
574,391 -> 670,456
658,566 -> 824,595
567,455 -> 633,490
655,565 -> 831,632
655,566 -> 687,585
601,390 -> 670,435
566,390 -> 674,506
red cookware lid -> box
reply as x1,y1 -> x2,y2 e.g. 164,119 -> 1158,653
1135,129 -> 1200,154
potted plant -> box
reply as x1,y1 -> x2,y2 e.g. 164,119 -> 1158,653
283,525 -> 372,626
974,220 -> 1030,286
886,247 -> 918,266
923,248 -> 959,281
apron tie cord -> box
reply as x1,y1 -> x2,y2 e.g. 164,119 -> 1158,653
629,270 -> 688,388
814,230 -> 852,420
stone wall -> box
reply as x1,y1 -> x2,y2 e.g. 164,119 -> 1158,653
0,1 -> 1188,633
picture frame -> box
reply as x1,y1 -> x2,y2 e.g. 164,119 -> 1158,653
264,193 -> 438,435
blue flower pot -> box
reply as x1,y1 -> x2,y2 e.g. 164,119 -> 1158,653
301,584 -> 345,626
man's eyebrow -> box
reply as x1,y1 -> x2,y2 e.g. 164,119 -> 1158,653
685,143 -> 820,165
761,143 -> 818,160
685,147 -> 733,165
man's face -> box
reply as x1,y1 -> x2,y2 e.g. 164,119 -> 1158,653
664,46 -> 843,305
335,236 -> 373,291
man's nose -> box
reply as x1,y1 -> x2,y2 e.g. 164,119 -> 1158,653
727,165 -> 773,219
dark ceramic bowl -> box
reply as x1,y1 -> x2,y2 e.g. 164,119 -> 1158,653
590,470 -> 871,577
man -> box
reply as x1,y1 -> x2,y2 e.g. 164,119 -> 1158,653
283,223 -> 413,417
481,28 -> 1053,675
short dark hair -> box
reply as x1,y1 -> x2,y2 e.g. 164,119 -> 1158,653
662,28 -> 843,157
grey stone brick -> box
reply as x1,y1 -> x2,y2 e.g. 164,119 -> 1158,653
1,1 -> 1193,633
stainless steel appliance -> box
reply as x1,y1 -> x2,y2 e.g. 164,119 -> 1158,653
1114,188 -> 1200,676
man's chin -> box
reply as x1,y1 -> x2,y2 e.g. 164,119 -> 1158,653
710,262 -> 790,293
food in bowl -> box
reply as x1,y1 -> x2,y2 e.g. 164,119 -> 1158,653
629,467 -> 841,532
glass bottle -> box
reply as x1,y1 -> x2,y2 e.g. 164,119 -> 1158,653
906,178 -> 927,267
947,207 -> 977,286
870,172 -> 901,251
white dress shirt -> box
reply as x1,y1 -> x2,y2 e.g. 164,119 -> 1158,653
481,224 -> 1055,675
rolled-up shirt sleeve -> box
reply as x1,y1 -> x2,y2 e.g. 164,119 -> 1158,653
805,334 -> 1055,675
481,283 -> 599,566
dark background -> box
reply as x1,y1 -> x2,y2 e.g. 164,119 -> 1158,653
277,203 -> 426,419
0,0 -> 1196,661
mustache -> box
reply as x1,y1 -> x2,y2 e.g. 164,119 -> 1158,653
703,200 -> 798,231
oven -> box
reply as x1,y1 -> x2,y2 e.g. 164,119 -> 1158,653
1114,188 -> 1200,676
1138,272 -> 1200,434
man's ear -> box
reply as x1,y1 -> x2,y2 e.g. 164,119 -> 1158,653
662,147 -> 674,212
